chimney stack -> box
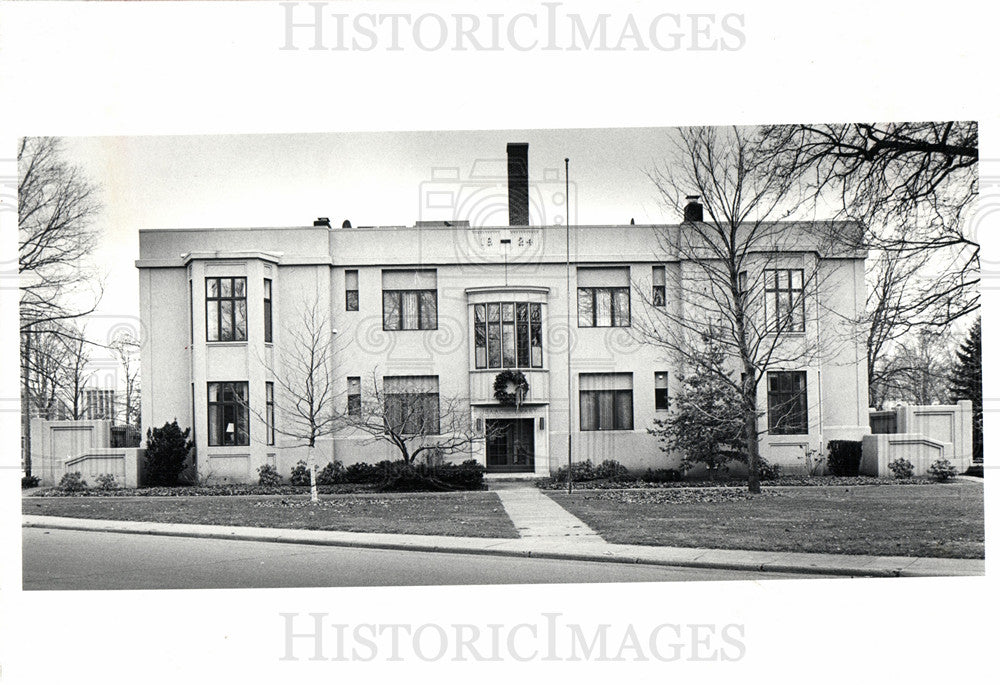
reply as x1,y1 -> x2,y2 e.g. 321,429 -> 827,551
507,142 -> 529,226
683,195 -> 703,222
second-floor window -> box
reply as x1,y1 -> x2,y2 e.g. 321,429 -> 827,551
382,269 -> 437,330
207,381 -> 249,446
578,287 -> 630,327
206,277 -> 247,342
764,268 -> 805,333
263,279 -> 273,343
383,375 -> 439,434
475,302 -> 543,369
577,266 -> 631,328
652,266 -> 666,306
345,270 -> 359,311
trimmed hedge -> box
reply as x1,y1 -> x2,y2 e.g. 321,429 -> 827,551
827,440 -> 862,476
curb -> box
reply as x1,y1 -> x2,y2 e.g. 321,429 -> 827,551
23,516 -> 983,579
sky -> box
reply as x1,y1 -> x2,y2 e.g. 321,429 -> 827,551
63,127 -> 694,325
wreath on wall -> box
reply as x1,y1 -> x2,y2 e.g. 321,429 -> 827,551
493,370 -> 530,406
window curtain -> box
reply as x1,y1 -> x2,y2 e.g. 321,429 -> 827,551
401,291 -> 419,329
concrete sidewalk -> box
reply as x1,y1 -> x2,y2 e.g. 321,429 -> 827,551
22,515 -> 984,579
490,482 -> 603,540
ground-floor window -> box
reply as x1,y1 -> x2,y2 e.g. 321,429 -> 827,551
347,376 -> 361,417
265,381 -> 275,446
767,371 -> 808,435
383,375 -> 440,434
207,381 -> 250,446
580,373 -> 633,430
654,371 -> 669,411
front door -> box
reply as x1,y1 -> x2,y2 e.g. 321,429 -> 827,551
485,419 -> 535,472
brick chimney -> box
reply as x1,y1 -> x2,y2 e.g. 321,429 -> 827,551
507,142 -> 529,226
683,195 -> 703,222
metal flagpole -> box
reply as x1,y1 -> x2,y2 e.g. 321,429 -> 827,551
564,158 -> 573,495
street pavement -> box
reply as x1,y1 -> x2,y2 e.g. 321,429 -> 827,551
22,527 -> 818,590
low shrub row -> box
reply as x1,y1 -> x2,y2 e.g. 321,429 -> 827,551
257,459 -> 486,491
550,459 -> 780,486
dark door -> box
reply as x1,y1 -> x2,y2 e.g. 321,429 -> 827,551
485,419 -> 535,472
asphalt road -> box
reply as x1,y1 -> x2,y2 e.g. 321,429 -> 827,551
22,527 -> 817,590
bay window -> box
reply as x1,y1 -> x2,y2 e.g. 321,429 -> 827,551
207,381 -> 249,446
206,277 -> 248,342
475,302 -> 543,369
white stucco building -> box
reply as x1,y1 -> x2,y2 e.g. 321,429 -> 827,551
136,143 -> 869,483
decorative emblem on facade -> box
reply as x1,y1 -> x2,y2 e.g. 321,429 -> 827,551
493,370 -> 529,406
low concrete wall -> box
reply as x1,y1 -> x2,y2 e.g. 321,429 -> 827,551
64,448 -> 144,488
29,419 -> 144,487
31,419 -> 111,486
860,433 -> 964,477
861,401 -> 973,476
895,401 -> 973,466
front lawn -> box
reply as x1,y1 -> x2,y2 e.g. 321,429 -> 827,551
23,492 -> 519,539
547,481 -> 984,558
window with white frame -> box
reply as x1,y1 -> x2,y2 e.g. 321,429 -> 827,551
345,270 -> 359,311
579,373 -> 633,431
767,371 -> 808,435
207,381 -> 249,446
347,376 -> 361,417
382,269 -> 437,330
577,267 -> 630,327
263,279 -> 273,343
206,277 -> 247,342
383,375 -> 440,434
654,371 -> 669,411
764,269 -> 805,333
265,381 -> 275,445
474,302 -> 542,369
652,266 -> 666,306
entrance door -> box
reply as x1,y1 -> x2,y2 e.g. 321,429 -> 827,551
485,419 -> 535,472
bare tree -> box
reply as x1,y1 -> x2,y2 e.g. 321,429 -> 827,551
262,300 -> 342,452
62,327 -> 93,421
638,126 -> 854,493
21,322 -> 93,421
863,248 -> 934,406
21,327 -> 72,421
109,331 -> 142,429
19,136 -> 103,476
874,328 -> 954,407
346,372 -> 485,468
240,299 -> 343,499
760,121 -> 979,327
18,137 -> 104,333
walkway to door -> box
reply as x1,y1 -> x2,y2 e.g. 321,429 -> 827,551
489,481 -> 604,541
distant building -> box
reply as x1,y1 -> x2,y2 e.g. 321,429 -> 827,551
83,388 -> 116,421
136,143 -> 870,483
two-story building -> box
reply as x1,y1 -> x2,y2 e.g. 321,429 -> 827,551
136,143 -> 869,482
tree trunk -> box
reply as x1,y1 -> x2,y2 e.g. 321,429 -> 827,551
21,328 -> 32,478
308,445 -> 318,503
745,410 -> 761,494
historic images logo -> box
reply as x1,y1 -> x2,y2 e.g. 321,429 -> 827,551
280,612 -> 747,662
280,3 -> 746,53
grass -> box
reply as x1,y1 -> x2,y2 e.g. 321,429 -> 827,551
547,481 -> 984,558
23,491 -> 519,539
